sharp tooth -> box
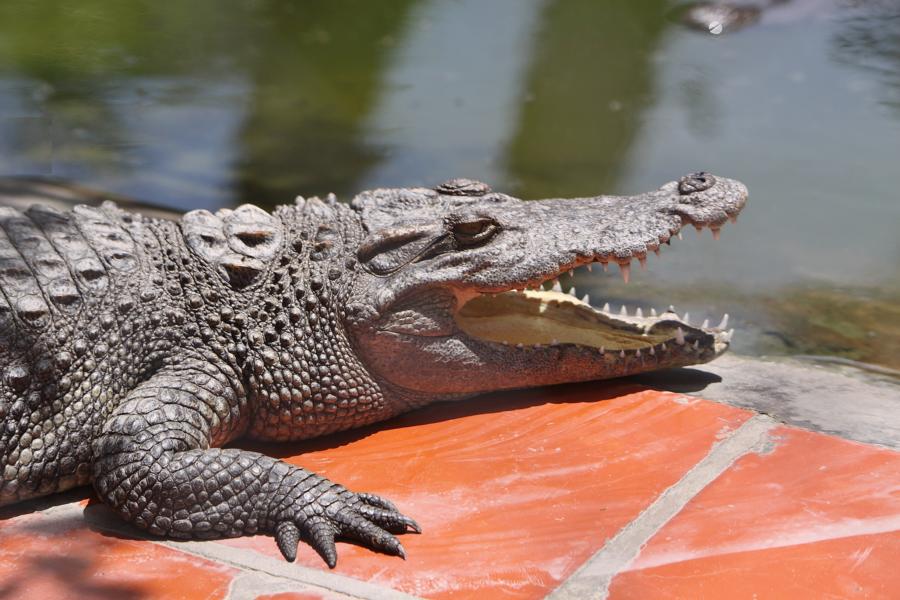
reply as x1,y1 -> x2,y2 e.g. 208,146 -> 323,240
661,342 -> 667,351
502,340 -> 509,345
649,346 -> 656,356
726,328 -> 735,341
675,327 -> 686,345
568,269 -> 574,277
602,262 -> 609,272
702,318 -> 710,329
569,287 -> 578,297
694,224 -> 703,233
516,343 -> 524,349
636,349 -> 641,358
600,346 -> 605,354
581,293 -> 591,305
636,307 -> 643,318
650,308 -> 658,317
552,280 -> 562,293
718,314 -> 729,330
551,339 -> 560,346
619,350 -> 626,358
711,228 -> 721,241
619,262 -> 631,284
654,248 -> 661,256
729,214 -> 738,223
683,312 -> 690,326
693,340 -> 700,350
587,263 -> 593,272
619,305 -> 628,316
638,256 -> 647,269
603,302 -> 611,313
677,232 -> 683,240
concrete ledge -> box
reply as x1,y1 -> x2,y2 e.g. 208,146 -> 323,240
633,354 -> 900,450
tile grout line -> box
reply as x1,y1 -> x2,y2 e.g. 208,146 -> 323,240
224,571 -> 363,600
547,413 -> 778,600
63,502 -> 424,600
158,539 -> 423,600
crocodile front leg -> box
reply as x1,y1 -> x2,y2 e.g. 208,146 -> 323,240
91,362 -> 419,567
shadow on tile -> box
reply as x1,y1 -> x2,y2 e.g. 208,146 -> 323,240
237,378 -> 646,458
628,367 -> 723,395
0,486 -> 93,521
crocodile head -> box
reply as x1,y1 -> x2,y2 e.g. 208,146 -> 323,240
344,172 -> 748,401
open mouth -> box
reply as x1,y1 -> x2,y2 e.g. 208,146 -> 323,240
453,216 -> 737,360
456,288 -> 732,357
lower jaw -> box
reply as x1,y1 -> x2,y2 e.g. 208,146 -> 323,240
454,289 -> 728,358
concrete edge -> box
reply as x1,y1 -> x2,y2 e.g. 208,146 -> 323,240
633,354 -> 900,450
161,539 -> 423,600
225,571 -> 360,599
547,414 -> 778,600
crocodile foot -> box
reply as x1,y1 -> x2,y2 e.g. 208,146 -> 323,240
271,482 -> 421,568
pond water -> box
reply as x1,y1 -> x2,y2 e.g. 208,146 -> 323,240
0,0 -> 897,368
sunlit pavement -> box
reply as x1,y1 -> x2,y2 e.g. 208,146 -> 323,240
1,358 -> 898,599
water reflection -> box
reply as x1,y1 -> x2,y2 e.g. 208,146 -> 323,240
359,0 -> 545,191
0,1 -> 259,208
505,0 -> 670,198
234,0 -> 420,208
831,0 -> 900,114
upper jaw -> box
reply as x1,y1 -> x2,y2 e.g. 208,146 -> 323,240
462,175 -> 747,292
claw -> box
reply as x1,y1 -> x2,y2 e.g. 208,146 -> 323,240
343,514 -> 406,559
275,521 -> 300,562
306,516 -> 338,568
358,504 -> 422,534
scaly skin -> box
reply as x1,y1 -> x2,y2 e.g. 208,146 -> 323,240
0,172 -> 747,566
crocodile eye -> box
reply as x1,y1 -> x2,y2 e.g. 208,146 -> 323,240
452,218 -> 498,248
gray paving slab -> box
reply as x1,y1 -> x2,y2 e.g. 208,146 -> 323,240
633,354 -> 900,450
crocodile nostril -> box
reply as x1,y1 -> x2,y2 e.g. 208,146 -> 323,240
435,179 -> 492,196
678,172 -> 716,195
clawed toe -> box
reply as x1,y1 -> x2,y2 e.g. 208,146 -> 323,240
357,503 -> 421,534
274,490 -> 419,568
275,521 -> 301,562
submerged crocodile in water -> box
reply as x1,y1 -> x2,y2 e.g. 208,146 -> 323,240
0,172 -> 747,566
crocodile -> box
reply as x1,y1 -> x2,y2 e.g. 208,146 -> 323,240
0,172 -> 747,567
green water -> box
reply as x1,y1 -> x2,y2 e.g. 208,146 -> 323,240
0,0 -> 898,367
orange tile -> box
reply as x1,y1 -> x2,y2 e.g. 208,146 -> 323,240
610,426 -> 900,599
0,508 -> 236,600
227,383 -> 752,600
